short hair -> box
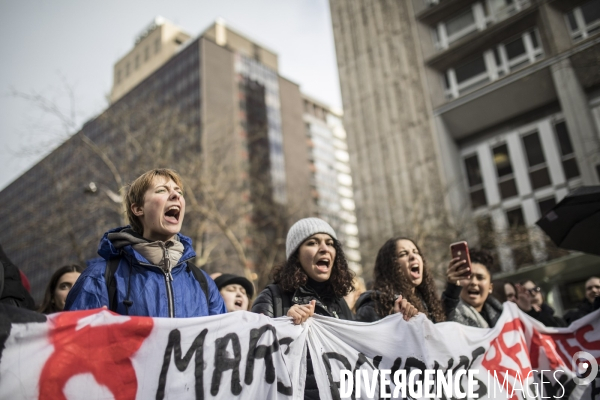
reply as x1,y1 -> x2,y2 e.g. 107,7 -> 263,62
126,168 -> 184,233
585,277 -> 600,288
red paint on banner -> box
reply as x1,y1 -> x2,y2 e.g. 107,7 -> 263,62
39,309 -> 153,400
483,317 -> 600,400
482,318 -> 530,400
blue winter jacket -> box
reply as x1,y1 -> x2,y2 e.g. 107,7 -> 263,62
65,226 -> 226,318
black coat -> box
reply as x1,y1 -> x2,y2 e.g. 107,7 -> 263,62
0,244 -> 35,310
524,303 -> 566,327
563,300 -> 596,325
354,290 -> 380,322
251,279 -> 353,400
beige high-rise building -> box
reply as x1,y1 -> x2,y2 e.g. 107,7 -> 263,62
330,0 -> 600,311
110,17 -> 192,103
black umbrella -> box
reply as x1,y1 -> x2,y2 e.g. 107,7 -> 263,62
536,186 -> 600,256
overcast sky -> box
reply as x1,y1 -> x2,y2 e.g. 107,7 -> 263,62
0,0 -> 342,190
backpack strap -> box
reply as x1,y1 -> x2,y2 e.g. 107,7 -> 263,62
187,261 -> 209,304
104,257 -> 121,312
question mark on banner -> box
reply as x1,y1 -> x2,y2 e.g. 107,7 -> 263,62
571,351 -> 598,385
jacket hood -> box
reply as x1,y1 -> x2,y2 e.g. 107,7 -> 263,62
98,226 -> 196,266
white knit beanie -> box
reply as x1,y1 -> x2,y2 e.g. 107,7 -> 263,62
286,218 -> 337,260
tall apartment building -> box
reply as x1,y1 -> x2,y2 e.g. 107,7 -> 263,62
0,18 -> 360,300
302,95 -> 362,274
330,0 -> 600,311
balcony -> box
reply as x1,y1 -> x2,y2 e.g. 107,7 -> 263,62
432,0 -> 533,51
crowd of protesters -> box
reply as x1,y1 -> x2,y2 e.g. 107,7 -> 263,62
1,168 -> 599,335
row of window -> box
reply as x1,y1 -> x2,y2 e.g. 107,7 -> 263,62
115,37 -> 168,85
434,0 -> 599,50
464,120 -> 579,209
434,0 -> 530,50
444,29 -> 542,98
435,0 -> 600,99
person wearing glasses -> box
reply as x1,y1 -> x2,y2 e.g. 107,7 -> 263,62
563,277 -> 600,325
516,280 -> 565,327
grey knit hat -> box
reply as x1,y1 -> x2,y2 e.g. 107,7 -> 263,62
286,218 -> 337,259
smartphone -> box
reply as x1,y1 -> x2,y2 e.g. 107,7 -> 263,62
450,241 -> 471,277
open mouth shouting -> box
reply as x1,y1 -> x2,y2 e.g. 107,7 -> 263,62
466,287 -> 481,300
164,205 -> 181,224
315,257 -> 331,273
409,263 -> 421,280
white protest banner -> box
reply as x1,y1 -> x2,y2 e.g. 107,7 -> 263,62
0,303 -> 598,399
0,308 -> 307,399
308,302 -> 600,400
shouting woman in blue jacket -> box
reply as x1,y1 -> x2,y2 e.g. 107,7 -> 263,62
65,168 -> 226,318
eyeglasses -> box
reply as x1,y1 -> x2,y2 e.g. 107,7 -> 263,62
527,286 -> 541,295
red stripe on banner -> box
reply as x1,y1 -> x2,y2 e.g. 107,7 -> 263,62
39,309 -> 153,400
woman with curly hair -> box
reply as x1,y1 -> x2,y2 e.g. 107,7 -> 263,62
252,217 -> 356,322
252,218 -> 417,400
355,237 -> 445,323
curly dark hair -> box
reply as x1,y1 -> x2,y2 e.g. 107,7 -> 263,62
372,237 -> 445,322
469,249 -> 494,271
272,240 -> 355,298
38,264 -> 84,314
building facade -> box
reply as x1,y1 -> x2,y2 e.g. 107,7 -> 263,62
302,95 -> 362,274
330,0 -> 600,311
0,18 -> 360,301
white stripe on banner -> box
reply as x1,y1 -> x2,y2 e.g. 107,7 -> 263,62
0,302 -> 598,399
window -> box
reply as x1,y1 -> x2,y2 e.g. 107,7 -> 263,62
522,131 -> 551,189
144,46 -> 150,61
566,0 -> 600,41
506,206 -> 534,267
554,121 -> 580,180
464,154 -> 487,208
125,62 -> 130,77
115,69 -> 121,84
445,30 -> 542,98
506,207 -> 525,227
476,216 -> 497,261
498,30 -> 543,73
493,144 -> 518,199
155,38 -> 161,53
435,5 -> 480,49
537,197 -> 556,217
134,55 -> 140,69
445,55 -> 490,98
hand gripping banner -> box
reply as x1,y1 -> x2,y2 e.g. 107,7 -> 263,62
0,302 -> 598,399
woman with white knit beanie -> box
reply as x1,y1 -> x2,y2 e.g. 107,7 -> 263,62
252,217 -> 418,400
